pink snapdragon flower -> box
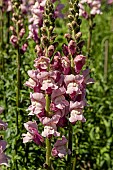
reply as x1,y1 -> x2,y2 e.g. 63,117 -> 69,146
64,74 -> 83,99
74,55 -> 86,74
34,56 -> 50,71
52,136 -> 71,158
51,87 -> 69,111
27,92 -> 46,116
10,35 -> 18,47
22,121 -> 44,145
68,40 -> 77,55
69,101 -> 86,124
41,115 -> 60,138
37,71 -> 59,94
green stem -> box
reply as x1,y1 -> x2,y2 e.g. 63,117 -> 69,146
6,11 -> 10,45
87,17 -> 93,57
45,94 -> 51,169
104,39 -> 109,82
15,20 -> 21,170
67,123 -> 73,170
16,45 -> 21,134
72,157 -> 76,170
46,138 -> 51,169
67,56 -> 74,170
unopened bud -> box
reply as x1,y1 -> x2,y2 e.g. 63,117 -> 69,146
64,33 -> 72,42
68,15 -> 74,22
41,27 -> 47,35
70,8 -> 75,15
74,3 -> 79,11
49,26 -> 54,33
41,36 -> 49,47
75,32 -> 82,39
78,19 -> 82,25
67,23 -> 73,30
72,21 -> 78,27
48,45 -> 55,57
44,19 -> 50,27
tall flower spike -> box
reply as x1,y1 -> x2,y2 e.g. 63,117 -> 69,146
64,0 -> 94,169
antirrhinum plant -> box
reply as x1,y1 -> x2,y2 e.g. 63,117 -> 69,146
23,0 -> 94,169
78,0 -> 102,57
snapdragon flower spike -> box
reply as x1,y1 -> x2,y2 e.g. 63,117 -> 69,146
10,1 -> 28,54
51,136 -> 71,158
22,121 -> 44,145
27,92 -> 46,117
23,0 -> 94,164
28,0 -> 64,42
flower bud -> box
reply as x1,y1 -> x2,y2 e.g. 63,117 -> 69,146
68,15 -> 74,21
41,27 -> 47,35
62,44 -> 69,56
41,36 -> 49,47
44,19 -> 50,27
70,8 -> 75,15
48,45 -> 55,57
72,21 -> 78,27
67,23 -> 73,31
75,32 -> 82,40
49,26 -> 54,33
35,45 -> 43,57
64,33 -> 72,42
68,40 -> 76,55
20,43 -> 28,54
10,35 -> 18,47
19,28 -> 25,38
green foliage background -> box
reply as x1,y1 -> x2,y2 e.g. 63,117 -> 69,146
0,1 -> 113,170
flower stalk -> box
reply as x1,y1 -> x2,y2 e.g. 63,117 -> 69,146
87,16 -> 93,57
22,0 -> 93,169
45,94 -> 52,169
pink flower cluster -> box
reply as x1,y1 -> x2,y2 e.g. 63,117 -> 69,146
0,107 -> 9,166
79,0 -> 102,19
23,34 -> 94,158
20,0 -> 35,14
107,0 -> 113,4
28,0 -> 64,42
2,0 -> 12,12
